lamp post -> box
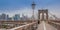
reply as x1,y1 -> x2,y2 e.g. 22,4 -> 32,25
31,1 -> 36,20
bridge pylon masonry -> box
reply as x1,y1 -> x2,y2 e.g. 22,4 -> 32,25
38,9 -> 48,24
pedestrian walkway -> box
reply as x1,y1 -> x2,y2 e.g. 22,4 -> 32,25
37,21 -> 57,30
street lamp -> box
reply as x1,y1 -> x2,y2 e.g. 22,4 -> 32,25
32,2 -> 36,10
31,1 -> 36,20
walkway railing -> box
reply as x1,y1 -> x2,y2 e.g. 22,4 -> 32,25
48,20 -> 60,30
10,22 -> 38,30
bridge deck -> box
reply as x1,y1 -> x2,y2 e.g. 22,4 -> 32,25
37,21 -> 57,30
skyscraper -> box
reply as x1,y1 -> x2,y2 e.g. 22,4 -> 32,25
21,14 -> 28,20
1,13 -> 6,20
13,14 -> 20,20
6,15 -> 12,20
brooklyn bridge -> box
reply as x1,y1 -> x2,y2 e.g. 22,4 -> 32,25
0,0 -> 60,30
0,9 -> 60,30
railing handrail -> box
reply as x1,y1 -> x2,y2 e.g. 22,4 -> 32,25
48,21 -> 60,25
10,22 -> 37,30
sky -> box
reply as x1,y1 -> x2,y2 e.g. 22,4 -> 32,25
0,0 -> 60,18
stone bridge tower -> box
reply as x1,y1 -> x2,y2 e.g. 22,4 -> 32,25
38,9 -> 48,21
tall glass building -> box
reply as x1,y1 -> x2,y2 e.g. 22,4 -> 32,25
13,14 -> 20,20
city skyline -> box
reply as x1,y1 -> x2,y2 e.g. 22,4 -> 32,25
0,13 -> 30,20
0,0 -> 60,18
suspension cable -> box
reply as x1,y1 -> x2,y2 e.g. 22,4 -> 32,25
48,12 -> 58,19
